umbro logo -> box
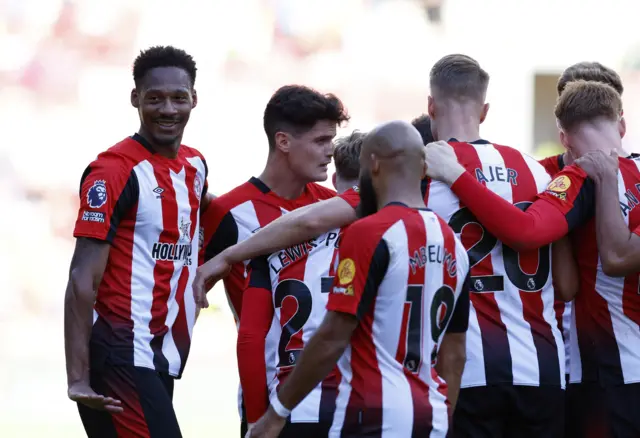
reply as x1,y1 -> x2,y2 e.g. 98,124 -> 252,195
153,187 -> 164,198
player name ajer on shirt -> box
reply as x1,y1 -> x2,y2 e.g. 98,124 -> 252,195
73,133 -> 208,377
423,140 -> 565,388
448,152 -> 640,386
326,204 -> 470,436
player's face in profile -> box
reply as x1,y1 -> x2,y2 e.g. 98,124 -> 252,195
358,170 -> 378,218
134,66 -> 196,146
287,120 -> 336,182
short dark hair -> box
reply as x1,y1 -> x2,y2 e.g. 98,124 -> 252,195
555,80 -> 622,132
334,130 -> 365,180
430,54 -> 490,101
133,46 -> 197,88
263,85 -> 350,149
411,114 -> 434,144
557,62 -> 623,96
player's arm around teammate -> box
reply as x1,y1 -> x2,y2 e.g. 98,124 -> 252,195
193,117 -> 433,306
576,150 -> 640,276
194,195 -> 358,308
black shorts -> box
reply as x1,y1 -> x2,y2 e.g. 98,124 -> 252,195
77,364 -> 181,438
565,381 -> 608,438
279,421 -> 331,438
452,384 -> 564,438
602,382 -> 640,438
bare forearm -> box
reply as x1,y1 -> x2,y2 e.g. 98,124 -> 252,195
435,357 -> 464,410
226,200 -> 356,264
277,332 -> 347,410
551,237 -> 579,302
64,274 -> 97,386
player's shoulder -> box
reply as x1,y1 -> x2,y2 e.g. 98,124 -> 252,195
179,143 -> 207,162
306,182 -> 337,200
86,136 -> 150,174
348,204 -> 414,236
209,180 -> 261,213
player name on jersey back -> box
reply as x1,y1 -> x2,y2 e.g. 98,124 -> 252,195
266,228 -> 342,423
425,140 -> 565,388
268,231 -> 341,275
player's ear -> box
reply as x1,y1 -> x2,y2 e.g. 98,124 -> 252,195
421,159 -> 427,179
559,129 -> 571,151
191,89 -> 198,109
131,88 -> 139,108
371,154 -> 380,174
274,132 -> 290,153
619,114 -> 626,139
427,96 -> 435,119
332,173 -> 337,189
480,103 -> 490,124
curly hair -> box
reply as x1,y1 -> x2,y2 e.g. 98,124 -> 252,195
263,85 -> 350,149
133,46 -> 197,88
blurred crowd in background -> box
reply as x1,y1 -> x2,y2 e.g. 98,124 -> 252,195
2,0 -> 640,435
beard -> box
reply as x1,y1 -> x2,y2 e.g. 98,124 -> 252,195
356,173 -> 379,218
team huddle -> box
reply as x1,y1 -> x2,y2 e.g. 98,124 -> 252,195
63,45 -> 640,438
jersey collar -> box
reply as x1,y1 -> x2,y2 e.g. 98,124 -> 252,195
448,138 -> 491,144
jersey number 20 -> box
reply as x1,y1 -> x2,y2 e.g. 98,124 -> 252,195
448,201 -> 551,293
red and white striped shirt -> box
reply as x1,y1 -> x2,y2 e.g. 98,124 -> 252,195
73,134 -> 208,378
327,204 -> 470,437
201,178 -> 336,323
201,177 -> 337,418
423,140 -> 565,388
539,153 -> 573,379
539,155 -> 640,385
236,191 -> 360,424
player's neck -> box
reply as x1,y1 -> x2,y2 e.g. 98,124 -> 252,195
436,115 -> 481,143
136,128 -> 180,158
258,155 -> 307,200
377,182 -> 426,211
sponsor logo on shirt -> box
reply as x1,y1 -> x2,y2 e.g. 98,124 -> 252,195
332,284 -> 354,296
87,180 -> 107,209
81,211 -> 105,223
337,258 -> 356,285
151,217 -> 193,265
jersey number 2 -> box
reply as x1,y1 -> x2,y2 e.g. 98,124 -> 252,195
402,284 -> 455,373
274,277 -> 333,368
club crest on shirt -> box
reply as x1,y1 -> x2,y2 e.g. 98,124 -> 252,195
337,258 -> 356,285
194,175 -> 202,200
87,180 -> 107,209
351,185 -> 359,193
